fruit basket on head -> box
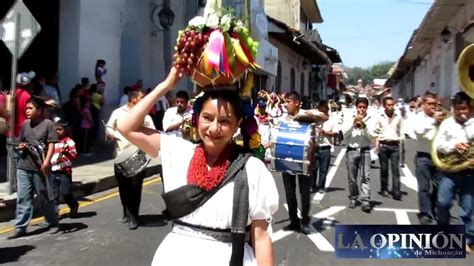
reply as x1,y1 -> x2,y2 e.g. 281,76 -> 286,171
173,8 -> 259,90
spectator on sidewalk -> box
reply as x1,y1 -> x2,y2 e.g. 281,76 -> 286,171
105,90 -> 155,230
43,73 -> 61,104
119,86 -> 131,106
7,96 -> 59,239
50,120 -> 79,218
80,98 -> 94,155
95,59 -> 107,94
162,90 -> 191,137
90,84 -> 104,143
13,71 -> 36,138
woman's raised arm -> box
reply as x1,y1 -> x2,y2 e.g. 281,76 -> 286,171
117,68 -> 182,157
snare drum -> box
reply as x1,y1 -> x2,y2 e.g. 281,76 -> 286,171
114,146 -> 151,178
269,121 -> 314,175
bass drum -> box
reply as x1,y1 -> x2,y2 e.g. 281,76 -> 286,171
268,121 -> 315,175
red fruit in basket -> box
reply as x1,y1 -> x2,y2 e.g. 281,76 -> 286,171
190,41 -> 196,48
186,65 -> 193,72
187,58 -> 194,66
190,30 -> 196,37
190,53 -> 195,59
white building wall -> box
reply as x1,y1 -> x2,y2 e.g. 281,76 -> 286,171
398,2 -> 474,103
268,37 -> 311,95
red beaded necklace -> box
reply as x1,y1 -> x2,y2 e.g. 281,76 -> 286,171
187,143 -> 234,191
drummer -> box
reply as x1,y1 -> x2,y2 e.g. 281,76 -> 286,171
105,90 -> 155,230
276,91 -> 327,234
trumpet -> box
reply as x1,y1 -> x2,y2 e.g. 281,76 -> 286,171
353,110 -> 367,129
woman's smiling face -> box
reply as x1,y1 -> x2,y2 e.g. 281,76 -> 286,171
198,97 -> 241,155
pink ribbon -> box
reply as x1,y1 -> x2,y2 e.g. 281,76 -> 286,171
207,30 -> 224,74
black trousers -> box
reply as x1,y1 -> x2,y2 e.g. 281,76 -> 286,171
282,172 -> 311,226
415,152 -> 439,219
379,144 -> 401,196
114,166 -> 146,220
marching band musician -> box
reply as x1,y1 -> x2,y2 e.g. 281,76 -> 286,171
311,100 -> 339,194
279,91 -> 327,234
342,96 -> 378,213
162,90 -> 191,137
375,96 -> 404,201
412,91 -> 443,225
434,91 -> 474,253
105,90 -> 155,230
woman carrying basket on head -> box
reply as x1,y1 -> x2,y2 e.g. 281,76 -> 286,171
118,65 -> 278,265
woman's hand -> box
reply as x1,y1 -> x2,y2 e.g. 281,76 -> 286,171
164,67 -> 184,89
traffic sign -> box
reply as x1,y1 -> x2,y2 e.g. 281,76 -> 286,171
1,0 -> 41,58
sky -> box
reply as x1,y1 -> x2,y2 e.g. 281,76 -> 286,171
315,0 -> 434,68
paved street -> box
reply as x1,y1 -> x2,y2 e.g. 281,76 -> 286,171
0,140 -> 472,266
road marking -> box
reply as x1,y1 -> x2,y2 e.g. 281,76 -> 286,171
401,164 -> 418,191
393,210 -> 411,225
307,206 -> 346,252
373,207 -> 418,213
313,148 -> 347,202
273,206 -> 346,252
0,177 -> 162,235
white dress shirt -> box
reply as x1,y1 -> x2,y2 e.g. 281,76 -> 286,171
434,116 -> 474,154
315,116 -> 338,147
162,106 -> 191,137
376,112 -> 404,142
413,111 -> 437,153
119,95 -> 128,106
106,105 -> 155,156
341,113 -> 378,149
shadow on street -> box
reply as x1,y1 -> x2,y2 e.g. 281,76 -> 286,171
139,214 -> 169,228
0,245 -> 36,264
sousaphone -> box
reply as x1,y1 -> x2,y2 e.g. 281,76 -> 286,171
430,43 -> 474,173
457,43 -> 474,102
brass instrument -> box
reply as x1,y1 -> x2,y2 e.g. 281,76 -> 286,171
430,44 -> 474,173
181,116 -> 201,143
354,110 -> 367,129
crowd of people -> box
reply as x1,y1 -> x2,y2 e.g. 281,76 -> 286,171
1,62 -> 473,261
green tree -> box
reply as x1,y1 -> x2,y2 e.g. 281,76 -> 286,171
344,61 -> 395,86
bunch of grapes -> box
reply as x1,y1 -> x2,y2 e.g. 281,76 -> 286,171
237,27 -> 259,59
173,29 -> 210,76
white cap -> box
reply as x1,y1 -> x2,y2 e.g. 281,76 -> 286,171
16,71 -> 36,86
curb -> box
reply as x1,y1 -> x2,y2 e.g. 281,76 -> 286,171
0,164 -> 162,223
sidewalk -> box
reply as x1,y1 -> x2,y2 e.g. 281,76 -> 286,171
0,143 -> 162,222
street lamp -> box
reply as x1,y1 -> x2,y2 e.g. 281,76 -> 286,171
152,4 -> 175,31
441,27 -> 452,44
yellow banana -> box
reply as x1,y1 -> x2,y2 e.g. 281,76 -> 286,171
232,38 -> 252,68
201,49 -> 212,76
241,72 -> 254,97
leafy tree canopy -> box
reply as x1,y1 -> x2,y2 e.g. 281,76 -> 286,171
344,61 -> 395,86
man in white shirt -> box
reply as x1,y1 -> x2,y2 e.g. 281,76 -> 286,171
434,92 -> 474,251
413,91 -> 443,225
311,100 -> 338,194
162,90 -> 191,137
119,86 -> 131,106
278,91 -> 325,234
106,90 -> 155,230
342,97 -> 378,212
376,97 -> 404,200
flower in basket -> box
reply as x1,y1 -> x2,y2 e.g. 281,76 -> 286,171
173,8 -> 259,88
